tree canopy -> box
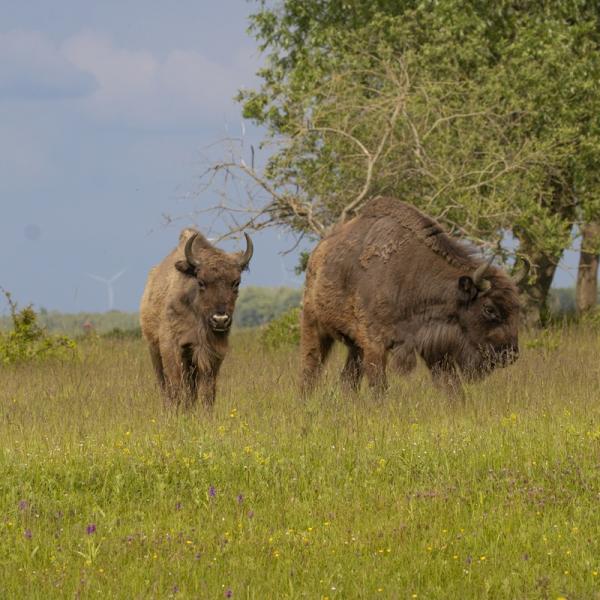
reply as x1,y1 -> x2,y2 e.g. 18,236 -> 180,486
223,0 -> 600,323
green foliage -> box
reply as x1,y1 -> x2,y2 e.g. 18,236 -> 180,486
0,290 -> 77,365
0,309 -> 140,337
238,0 -> 600,319
259,306 -> 301,349
0,287 -> 303,335
234,286 -> 302,327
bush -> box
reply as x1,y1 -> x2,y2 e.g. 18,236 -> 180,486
0,289 -> 78,364
260,307 -> 301,350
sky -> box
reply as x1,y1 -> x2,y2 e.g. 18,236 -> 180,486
0,1 -> 580,314
0,0 -> 307,313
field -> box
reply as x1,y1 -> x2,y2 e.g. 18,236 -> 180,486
1,328 -> 600,599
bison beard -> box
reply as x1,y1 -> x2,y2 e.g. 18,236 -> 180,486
300,197 -> 526,396
140,228 -> 253,409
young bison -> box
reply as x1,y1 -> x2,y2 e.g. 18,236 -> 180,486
140,228 -> 253,408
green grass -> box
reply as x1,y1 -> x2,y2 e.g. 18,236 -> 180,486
1,329 -> 600,598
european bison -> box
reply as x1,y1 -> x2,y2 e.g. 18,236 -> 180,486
140,228 -> 253,408
301,197 -> 527,394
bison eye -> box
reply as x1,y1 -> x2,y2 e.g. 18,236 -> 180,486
483,305 -> 500,321
232,279 -> 240,290
197,279 -> 206,291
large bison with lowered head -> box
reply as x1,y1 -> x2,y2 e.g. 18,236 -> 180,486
301,197 -> 527,394
140,228 -> 253,408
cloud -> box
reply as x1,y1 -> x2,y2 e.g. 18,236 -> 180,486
0,30 -> 97,99
62,31 -> 258,128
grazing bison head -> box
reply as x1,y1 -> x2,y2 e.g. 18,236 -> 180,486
175,232 -> 253,333
453,257 -> 528,376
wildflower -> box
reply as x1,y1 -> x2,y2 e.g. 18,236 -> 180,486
18,500 -> 29,511
24,529 -> 32,539
175,502 -> 182,511
86,524 -> 96,535
224,589 -> 232,598
209,485 -> 216,498
173,584 -> 179,594
237,494 -> 243,504
248,510 -> 254,519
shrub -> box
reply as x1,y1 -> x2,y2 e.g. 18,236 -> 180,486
260,307 -> 301,350
0,289 -> 78,364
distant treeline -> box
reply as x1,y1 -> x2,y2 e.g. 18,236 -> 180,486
0,286 -> 303,336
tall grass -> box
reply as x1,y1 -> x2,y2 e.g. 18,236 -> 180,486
1,328 -> 599,598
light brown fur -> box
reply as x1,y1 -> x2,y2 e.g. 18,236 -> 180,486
140,228 -> 251,409
301,197 -> 522,395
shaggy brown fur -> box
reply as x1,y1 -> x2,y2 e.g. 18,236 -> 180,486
140,228 -> 252,408
301,197 -> 522,395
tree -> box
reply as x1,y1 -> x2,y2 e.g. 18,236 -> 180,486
203,1 -> 600,324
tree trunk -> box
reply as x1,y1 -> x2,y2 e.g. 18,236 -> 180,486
576,221 -> 600,315
518,245 -> 561,328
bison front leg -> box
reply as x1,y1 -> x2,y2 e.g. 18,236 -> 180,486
197,374 -> 217,408
160,342 -> 197,410
340,343 -> 363,392
195,359 -> 222,409
430,363 -> 465,400
300,311 -> 333,396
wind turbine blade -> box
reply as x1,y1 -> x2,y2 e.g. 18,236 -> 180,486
87,273 -> 109,283
109,269 -> 126,283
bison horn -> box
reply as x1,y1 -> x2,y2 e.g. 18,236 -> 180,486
238,233 -> 254,269
511,256 -> 530,286
184,233 -> 202,268
472,254 -> 495,287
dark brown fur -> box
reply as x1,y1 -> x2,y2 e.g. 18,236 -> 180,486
140,228 -> 252,408
301,197 -> 522,394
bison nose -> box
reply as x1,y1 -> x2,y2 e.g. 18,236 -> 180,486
210,313 -> 231,331
500,344 -> 519,366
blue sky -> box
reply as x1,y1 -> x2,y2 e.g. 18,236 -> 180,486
0,1 -> 580,313
0,0 -> 306,313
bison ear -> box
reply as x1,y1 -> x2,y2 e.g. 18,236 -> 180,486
175,260 -> 195,276
458,276 -> 478,302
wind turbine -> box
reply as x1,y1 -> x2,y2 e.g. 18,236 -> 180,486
87,269 -> 126,310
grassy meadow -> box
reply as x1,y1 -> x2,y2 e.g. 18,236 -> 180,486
1,328 -> 600,598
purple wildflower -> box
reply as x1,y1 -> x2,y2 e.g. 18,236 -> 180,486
18,500 -> 29,511
194,552 -> 201,560
86,524 -> 96,535
224,589 -> 232,598
175,502 -> 182,511
236,494 -> 243,505
24,529 -> 32,540
247,510 -> 254,519
173,585 -> 179,594
209,485 -> 216,498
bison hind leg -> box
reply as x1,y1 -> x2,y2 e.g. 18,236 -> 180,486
148,343 -> 166,390
362,345 -> 388,397
340,342 -> 363,392
300,315 -> 334,396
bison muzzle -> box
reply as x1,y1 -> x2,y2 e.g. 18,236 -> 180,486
140,228 -> 253,408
